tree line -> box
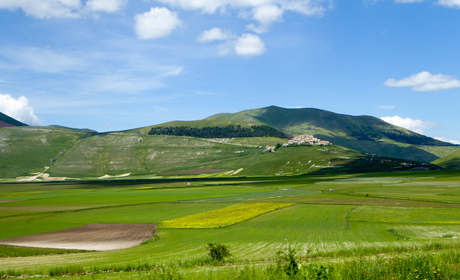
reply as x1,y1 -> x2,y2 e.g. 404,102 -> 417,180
148,125 -> 287,138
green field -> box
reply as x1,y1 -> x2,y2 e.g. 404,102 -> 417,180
1,170 -> 460,279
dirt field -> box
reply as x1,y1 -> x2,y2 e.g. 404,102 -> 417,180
0,223 -> 157,251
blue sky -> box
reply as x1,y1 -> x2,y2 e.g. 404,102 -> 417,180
0,0 -> 459,144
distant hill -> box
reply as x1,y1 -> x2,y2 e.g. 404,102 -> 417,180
0,112 -> 28,128
433,151 -> 460,169
206,106 -> 456,162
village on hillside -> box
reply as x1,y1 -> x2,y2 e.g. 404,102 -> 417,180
264,135 -> 331,152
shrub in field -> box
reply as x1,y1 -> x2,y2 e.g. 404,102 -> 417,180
276,243 -> 299,277
206,243 -> 231,262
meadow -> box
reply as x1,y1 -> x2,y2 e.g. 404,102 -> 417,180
1,170 -> 460,279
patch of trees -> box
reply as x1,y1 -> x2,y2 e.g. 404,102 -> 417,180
384,131 -> 452,146
148,125 -> 287,138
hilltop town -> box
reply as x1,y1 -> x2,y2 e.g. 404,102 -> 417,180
264,135 -> 330,152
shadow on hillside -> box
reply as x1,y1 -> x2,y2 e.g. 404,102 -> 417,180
308,157 -> 440,176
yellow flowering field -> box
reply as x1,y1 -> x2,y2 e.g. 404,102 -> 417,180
161,203 -> 293,228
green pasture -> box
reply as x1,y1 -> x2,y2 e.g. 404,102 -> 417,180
1,170 -> 460,278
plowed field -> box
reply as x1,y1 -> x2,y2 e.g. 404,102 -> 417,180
0,223 -> 156,251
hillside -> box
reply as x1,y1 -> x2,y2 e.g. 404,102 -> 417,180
0,125 -> 435,180
0,126 -> 93,178
0,106 -> 452,180
207,106 -> 456,162
0,112 -> 27,128
433,150 -> 460,169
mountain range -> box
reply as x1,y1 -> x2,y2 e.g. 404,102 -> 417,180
0,107 -> 459,180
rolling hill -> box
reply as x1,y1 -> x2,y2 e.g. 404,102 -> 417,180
433,150 -> 460,169
206,106 -> 458,162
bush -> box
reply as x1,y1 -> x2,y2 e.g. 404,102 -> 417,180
276,244 -> 299,277
205,243 -> 231,262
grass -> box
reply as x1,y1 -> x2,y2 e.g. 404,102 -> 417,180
1,170 -> 460,278
0,244 -> 86,258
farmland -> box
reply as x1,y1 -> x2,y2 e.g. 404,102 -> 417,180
0,170 -> 460,279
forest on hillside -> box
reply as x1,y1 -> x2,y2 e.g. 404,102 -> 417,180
148,125 -> 287,138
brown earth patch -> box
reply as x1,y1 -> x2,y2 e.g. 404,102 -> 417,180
0,201 -> 14,203
166,166 -> 228,175
0,223 -> 156,251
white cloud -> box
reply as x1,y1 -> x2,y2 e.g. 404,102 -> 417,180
154,0 -> 327,16
247,5 -> 284,33
197,29 -> 265,57
384,71 -> 460,91
135,7 -> 182,39
85,0 -> 126,13
156,0 -> 327,33
437,0 -> 460,8
234,33 -> 266,56
0,0 -> 125,18
197,28 -> 232,43
434,136 -> 460,145
0,93 -> 41,125
381,115 -> 440,135
0,0 -> 81,18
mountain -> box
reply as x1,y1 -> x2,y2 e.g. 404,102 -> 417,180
0,106 -> 455,180
206,106 -> 458,162
0,112 -> 28,128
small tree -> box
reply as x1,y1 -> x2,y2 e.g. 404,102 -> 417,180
276,243 -> 299,277
206,243 -> 231,262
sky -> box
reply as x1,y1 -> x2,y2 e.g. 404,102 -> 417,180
0,0 -> 459,144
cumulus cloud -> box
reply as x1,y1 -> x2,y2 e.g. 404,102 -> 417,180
135,7 -> 182,39
437,0 -> 460,8
384,71 -> 460,91
197,29 -> 265,57
380,115 -> 440,135
197,28 -> 232,43
0,0 -> 81,19
234,33 -> 266,56
0,93 -> 41,125
0,0 -> 126,18
155,0 -> 327,15
85,0 -> 127,13
247,5 -> 284,33
157,0 -> 327,36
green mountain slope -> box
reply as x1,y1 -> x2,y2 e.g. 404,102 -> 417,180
47,132 -> 432,178
0,126 -> 92,178
0,112 -> 28,127
433,151 -> 460,169
207,106 -> 455,162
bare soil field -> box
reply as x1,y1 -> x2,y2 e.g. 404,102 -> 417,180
0,223 -> 156,251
